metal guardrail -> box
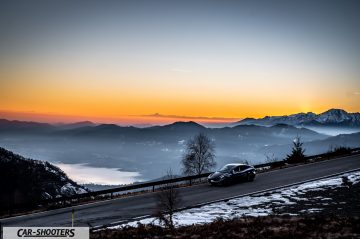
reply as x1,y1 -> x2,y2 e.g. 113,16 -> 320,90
43,173 -> 213,204
254,147 -> 360,169
8,147 -> 360,209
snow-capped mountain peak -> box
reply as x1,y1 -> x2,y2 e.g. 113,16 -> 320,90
316,109 -> 352,123
236,109 -> 360,127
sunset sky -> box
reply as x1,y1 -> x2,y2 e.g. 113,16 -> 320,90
1,0 -> 360,125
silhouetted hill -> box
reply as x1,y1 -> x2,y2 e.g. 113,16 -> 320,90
307,132 -> 360,150
58,124 -> 141,137
0,147 -> 87,211
259,132 -> 360,159
0,119 -> 55,134
56,121 -> 96,129
0,119 -> 96,134
146,121 -> 206,134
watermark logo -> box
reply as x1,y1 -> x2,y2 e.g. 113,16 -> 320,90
3,227 -> 89,239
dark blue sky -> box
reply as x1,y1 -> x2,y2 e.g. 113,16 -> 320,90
1,0 -> 360,120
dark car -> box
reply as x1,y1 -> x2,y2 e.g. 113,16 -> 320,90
208,163 -> 256,186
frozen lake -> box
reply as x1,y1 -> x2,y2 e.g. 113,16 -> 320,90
55,163 -> 143,185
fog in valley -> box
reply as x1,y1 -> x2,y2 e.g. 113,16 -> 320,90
1,119 -> 359,187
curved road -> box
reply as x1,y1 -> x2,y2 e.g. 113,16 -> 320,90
1,154 -> 360,227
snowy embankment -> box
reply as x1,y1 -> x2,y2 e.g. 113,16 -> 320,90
114,171 -> 360,228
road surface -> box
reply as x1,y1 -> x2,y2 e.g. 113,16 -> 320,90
1,154 -> 360,227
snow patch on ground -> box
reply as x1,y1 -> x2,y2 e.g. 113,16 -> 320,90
60,182 -> 87,196
111,171 -> 360,228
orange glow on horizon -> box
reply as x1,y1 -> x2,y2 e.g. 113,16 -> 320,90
0,110 -> 241,126
1,1 -> 360,126
1,55 -> 359,124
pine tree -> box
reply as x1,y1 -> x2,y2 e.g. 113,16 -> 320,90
286,136 -> 306,163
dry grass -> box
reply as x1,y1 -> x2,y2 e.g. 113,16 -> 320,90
91,215 -> 360,239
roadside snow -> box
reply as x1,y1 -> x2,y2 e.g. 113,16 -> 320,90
111,171 -> 360,228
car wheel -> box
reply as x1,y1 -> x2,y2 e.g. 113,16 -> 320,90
247,173 -> 255,182
220,179 -> 230,186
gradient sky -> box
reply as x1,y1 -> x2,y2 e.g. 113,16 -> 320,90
1,0 -> 360,124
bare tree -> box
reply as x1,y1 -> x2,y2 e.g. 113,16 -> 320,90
155,169 -> 182,229
265,153 -> 278,163
181,133 -> 216,175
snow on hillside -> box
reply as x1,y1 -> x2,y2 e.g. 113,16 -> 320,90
60,182 -> 88,195
316,109 -> 352,123
237,109 -> 360,127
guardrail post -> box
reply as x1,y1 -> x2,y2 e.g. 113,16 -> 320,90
71,208 -> 75,227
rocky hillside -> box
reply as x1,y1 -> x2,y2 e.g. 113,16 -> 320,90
0,147 -> 87,209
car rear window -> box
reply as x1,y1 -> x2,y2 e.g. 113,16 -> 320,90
240,165 -> 249,171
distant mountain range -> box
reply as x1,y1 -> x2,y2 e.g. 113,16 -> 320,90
1,109 -> 359,131
0,108 -> 358,131
1,108 -> 360,182
0,119 -> 324,142
0,118 -> 54,133
55,121 -> 97,129
0,117 -> 329,180
235,109 -> 360,127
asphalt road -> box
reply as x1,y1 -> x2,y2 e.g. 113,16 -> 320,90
1,154 -> 360,227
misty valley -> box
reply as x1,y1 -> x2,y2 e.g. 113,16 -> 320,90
1,109 -> 360,187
